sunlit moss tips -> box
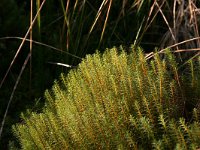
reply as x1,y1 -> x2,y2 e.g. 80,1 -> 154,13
13,46 -> 200,149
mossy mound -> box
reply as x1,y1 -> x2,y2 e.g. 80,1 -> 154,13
13,46 -> 200,149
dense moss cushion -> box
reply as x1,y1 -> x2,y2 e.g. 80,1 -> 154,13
13,46 -> 200,149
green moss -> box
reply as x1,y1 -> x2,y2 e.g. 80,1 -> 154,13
13,46 -> 200,149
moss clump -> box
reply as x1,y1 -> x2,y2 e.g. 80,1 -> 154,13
13,46 -> 200,149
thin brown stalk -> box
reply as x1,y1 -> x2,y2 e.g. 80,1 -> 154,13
0,0 -> 46,140
191,1 -> 200,47
155,1 -> 177,45
174,48 -> 200,53
30,0 -> 33,99
145,1 -> 157,30
146,37 -> 200,60
0,52 -> 32,139
89,0 -> 108,34
163,37 -> 200,51
121,0 -> 127,29
0,0 -> 46,89
0,37 -> 82,60
136,0 -> 165,45
99,0 -> 113,44
173,0 -> 176,30
63,0 -> 70,50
